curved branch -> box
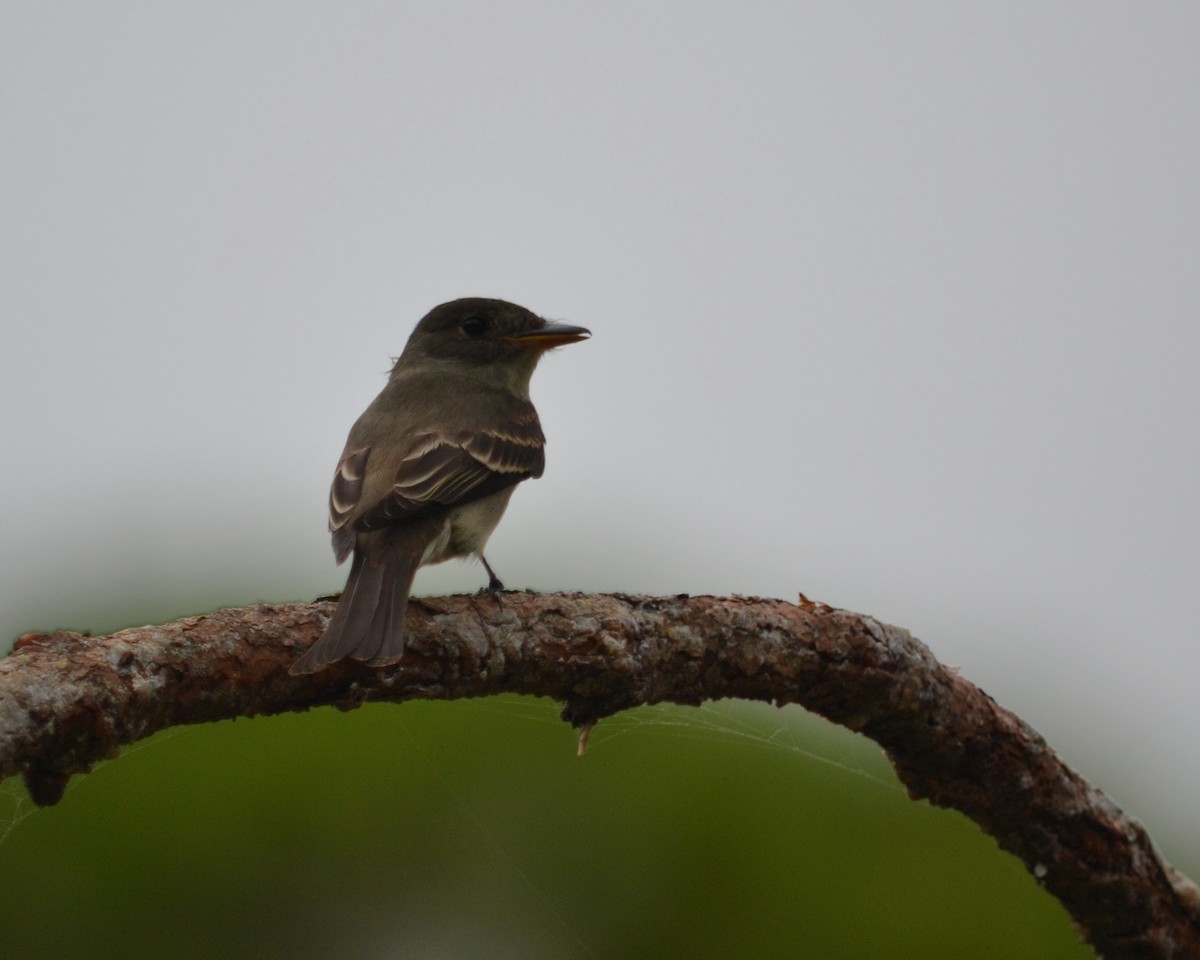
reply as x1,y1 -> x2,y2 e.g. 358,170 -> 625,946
2,591 -> 1197,958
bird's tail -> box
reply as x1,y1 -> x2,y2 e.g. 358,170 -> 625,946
290,539 -> 419,675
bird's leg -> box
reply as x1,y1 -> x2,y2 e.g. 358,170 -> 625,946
480,555 -> 504,608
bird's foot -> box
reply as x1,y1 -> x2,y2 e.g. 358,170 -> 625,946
480,556 -> 504,609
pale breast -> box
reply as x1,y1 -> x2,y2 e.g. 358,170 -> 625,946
420,488 -> 517,567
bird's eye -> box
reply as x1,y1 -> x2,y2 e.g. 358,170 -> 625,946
461,316 -> 488,338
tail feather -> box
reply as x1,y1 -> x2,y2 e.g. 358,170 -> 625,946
290,543 -> 418,674
354,556 -> 414,663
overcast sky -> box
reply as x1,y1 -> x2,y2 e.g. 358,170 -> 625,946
2,4 -> 1197,869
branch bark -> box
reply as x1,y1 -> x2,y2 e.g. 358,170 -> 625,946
1,591 -> 1196,958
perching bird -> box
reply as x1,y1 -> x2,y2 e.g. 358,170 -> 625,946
290,297 -> 589,674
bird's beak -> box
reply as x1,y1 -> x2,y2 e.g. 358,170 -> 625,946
510,321 -> 591,349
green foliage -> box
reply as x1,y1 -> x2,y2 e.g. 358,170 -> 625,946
0,698 -> 1090,959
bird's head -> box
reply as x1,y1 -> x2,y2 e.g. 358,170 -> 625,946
397,298 -> 590,393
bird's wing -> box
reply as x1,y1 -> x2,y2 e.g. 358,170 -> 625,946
328,411 -> 545,562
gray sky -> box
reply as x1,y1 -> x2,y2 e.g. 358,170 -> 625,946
3,4 -> 1198,868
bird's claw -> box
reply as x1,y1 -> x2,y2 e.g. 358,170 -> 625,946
481,556 -> 505,609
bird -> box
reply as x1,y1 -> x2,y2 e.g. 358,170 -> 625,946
290,297 -> 590,674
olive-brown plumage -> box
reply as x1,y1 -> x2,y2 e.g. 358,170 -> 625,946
290,298 -> 589,674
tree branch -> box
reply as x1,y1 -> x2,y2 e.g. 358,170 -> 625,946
2,591 -> 1197,957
